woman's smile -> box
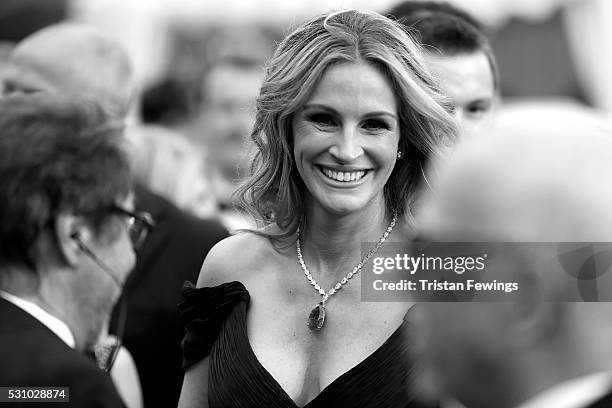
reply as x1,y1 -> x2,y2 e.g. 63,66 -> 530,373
316,165 -> 370,184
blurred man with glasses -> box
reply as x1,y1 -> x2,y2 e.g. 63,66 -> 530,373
1,22 -> 229,408
0,94 -> 153,407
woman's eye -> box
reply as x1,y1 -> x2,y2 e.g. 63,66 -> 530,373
308,113 -> 336,127
467,104 -> 489,116
362,119 -> 390,131
466,101 -> 492,118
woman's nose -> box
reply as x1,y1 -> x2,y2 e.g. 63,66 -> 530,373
328,126 -> 364,162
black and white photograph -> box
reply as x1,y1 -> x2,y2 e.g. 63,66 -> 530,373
0,0 -> 611,407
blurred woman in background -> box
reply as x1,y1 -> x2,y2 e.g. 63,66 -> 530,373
179,9 -> 454,408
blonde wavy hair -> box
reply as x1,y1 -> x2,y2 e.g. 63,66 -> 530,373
235,9 -> 456,240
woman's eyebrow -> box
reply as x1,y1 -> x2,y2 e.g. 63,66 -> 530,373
302,103 -> 338,114
303,104 -> 397,120
362,111 -> 398,120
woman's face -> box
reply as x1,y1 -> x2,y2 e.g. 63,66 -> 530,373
292,61 -> 400,216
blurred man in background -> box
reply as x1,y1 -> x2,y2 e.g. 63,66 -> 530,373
2,22 -> 228,408
417,110 -> 612,408
388,1 -> 498,137
189,55 -> 264,229
2,23 -> 134,118
198,56 -> 263,200
0,94 -> 133,407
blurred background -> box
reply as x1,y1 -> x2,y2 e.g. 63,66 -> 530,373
1,0 -> 608,106
1,0 -> 610,220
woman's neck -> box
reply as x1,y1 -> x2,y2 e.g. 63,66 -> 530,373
299,198 -> 394,280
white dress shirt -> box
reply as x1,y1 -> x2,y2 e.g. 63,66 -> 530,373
0,290 -> 76,348
515,371 -> 612,408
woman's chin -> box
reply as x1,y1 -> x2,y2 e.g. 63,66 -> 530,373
317,198 -> 373,216
306,184 -> 385,217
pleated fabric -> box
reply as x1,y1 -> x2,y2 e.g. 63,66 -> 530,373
179,281 -> 432,408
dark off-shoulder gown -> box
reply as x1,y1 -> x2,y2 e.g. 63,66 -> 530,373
179,281 -> 432,408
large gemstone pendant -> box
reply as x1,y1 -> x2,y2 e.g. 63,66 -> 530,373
307,302 -> 326,331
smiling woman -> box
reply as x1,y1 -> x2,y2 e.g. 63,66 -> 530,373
237,10 -> 455,233
178,9 -> 456,408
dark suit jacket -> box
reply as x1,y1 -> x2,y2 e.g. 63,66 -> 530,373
111,185 -> 228,408
0,298 -> 124,408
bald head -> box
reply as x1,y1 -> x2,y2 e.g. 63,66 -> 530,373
420,107 -> 612,242
2,22 -> 134,120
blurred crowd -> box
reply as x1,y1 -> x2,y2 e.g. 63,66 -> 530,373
0,1 -> 611,408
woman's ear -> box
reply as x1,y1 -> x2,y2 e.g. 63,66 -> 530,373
54,213 -> 85,266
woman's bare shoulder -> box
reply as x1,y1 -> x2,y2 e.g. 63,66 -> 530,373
195,229 -> 290,288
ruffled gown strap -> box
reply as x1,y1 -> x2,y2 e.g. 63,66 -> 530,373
178,281 -> 250,369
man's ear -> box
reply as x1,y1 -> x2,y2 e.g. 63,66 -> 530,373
54,213 -> 88,266
508,300 -> 566,350
488,250 -> 566,348
506,270 -> 566,348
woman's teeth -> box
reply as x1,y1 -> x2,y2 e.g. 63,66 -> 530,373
320,167 -> 366,182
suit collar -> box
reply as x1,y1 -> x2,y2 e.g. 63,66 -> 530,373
0,290 -> 76,348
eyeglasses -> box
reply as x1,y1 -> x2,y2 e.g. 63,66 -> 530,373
108,205 -> 156,250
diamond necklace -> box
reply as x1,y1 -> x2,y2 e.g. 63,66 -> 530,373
296,213 -> 398,331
